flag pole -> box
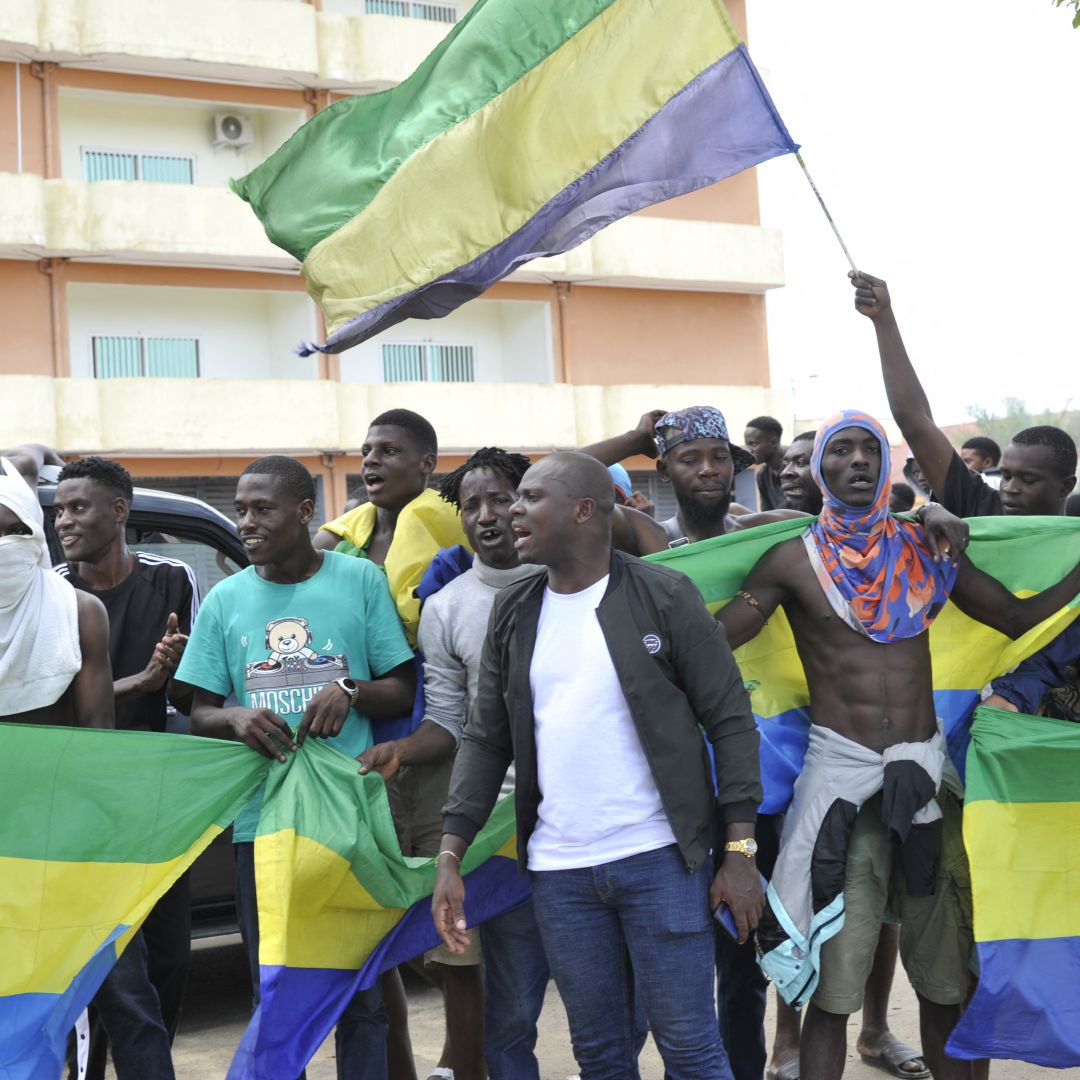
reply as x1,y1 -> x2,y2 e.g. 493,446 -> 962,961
795,152 -> 857,273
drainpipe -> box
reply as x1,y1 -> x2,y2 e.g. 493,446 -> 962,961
555,281 -> 572,383
14,63 -> 23,173
38,258 -> 67,378
29,62 -> 59,178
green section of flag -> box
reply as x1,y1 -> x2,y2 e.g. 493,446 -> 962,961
255,739 -> 514,910
646,515 -> 1080,606
965,706 -> 1080,806
0,724 -> 269,863
231,0 -> 617,262
646,518 -> 806,603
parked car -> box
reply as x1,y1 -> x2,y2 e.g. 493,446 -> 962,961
39,471 -> 248,938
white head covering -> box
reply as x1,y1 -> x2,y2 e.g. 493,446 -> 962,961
0,458 -> 82,716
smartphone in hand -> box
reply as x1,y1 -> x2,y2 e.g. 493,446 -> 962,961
713,872 -> 769,940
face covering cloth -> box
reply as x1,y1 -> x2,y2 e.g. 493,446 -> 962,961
804,410 -> 958,643
0,457 -> 82,716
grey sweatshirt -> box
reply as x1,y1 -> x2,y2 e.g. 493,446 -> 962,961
418,558 -> 543,754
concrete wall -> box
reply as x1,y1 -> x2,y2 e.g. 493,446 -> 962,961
0,373 -> 791,456
562,288 -> 771,388
338,297 -> 553,385
66,283 -> 317,380
58,90 -> 303,188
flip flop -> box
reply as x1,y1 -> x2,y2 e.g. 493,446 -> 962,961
766,1060 -> 800,1080
859,1040 -> 930,1079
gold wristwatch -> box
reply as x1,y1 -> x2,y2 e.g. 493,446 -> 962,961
724,838 -> 758,859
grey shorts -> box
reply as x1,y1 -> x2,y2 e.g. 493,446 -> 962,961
813,788 -> 974,1014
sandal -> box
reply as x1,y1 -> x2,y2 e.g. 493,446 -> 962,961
766,1060 -> 800,1080
859,1040 -> 930,1079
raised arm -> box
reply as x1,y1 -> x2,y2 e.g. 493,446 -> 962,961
950,555 -> 1080,639
850,271 -> 958,499
579,409 -> 666,466
3,443 -> 64,488
71,591 -> 115,729
612,504 -> 668,556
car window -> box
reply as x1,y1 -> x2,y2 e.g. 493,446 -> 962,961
126,525 -> 240,602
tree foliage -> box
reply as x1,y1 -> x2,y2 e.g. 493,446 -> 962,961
959,398 -> 1080,449
1053,0 -> 1080,29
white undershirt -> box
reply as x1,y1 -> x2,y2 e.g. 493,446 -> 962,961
526,575 -> 676,871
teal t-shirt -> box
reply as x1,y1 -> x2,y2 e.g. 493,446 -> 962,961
176,550 -> 414,842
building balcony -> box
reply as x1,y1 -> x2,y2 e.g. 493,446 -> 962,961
523,216 -> 785,294
0,172 -> 784,293
0,172 -> 294,269
1,0 -> 453,90
2,373 -> 790,456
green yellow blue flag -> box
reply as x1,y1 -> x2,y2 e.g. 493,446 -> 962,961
947,706 -> 1080,1067
231,0 -> 797,354
3,519 -> 1078,1077
226,740 -> 525,1079
0,724 -> 268,1080
647,516 -> 1080,810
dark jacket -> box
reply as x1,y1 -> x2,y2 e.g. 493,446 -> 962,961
443,550 -> 761,873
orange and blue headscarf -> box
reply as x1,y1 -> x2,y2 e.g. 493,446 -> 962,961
806,410 -> 957,643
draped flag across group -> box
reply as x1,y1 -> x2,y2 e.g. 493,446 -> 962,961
3,518 -> 1078,1077
648,516 -> 1080,812
231,0 -> 798,354
947,707 -> 1080,1067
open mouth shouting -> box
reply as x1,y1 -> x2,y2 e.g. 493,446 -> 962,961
476,526 -> 508,548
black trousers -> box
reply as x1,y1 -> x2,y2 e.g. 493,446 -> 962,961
714,814 -> 782,1080
68,873 -> 190,1079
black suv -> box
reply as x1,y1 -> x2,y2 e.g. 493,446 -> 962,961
39,473 -> 248,938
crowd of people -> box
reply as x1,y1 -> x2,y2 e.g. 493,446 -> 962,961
2,272 -> 1078,1080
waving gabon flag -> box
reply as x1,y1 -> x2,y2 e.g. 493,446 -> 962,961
231,0 -> 798,355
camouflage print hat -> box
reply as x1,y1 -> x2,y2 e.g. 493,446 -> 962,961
654,406 -> 756,473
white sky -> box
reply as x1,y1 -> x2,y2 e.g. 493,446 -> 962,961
747,1 -> 1080,428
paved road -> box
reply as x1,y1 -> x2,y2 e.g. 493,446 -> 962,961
143,935 -> 1078,1079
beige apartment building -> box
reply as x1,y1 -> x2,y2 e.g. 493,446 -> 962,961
0,0 -> 788,520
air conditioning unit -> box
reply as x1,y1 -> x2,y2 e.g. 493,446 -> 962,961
212,113 -> 254,149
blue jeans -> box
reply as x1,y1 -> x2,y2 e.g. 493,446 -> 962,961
235,842 -> 388,1080
94,930 -> 176,1080
481,899 -> 550,1080
531,844 -> 732,1080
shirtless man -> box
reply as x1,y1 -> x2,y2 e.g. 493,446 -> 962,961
718,411 -> 1080,1080
0,456 -> 112,729
648,408 -> 959,1080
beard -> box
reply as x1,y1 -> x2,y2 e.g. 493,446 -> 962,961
677,489 -> 732,531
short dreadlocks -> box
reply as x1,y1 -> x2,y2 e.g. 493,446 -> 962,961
438,447 -> 532,509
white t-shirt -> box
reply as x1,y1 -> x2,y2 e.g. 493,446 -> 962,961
526,575 -> 676,871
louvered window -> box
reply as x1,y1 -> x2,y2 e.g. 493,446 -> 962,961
92,336 -> 200,378
364,1 -> 457,23
381,342 -> 474,382
82,149 -> 196,184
